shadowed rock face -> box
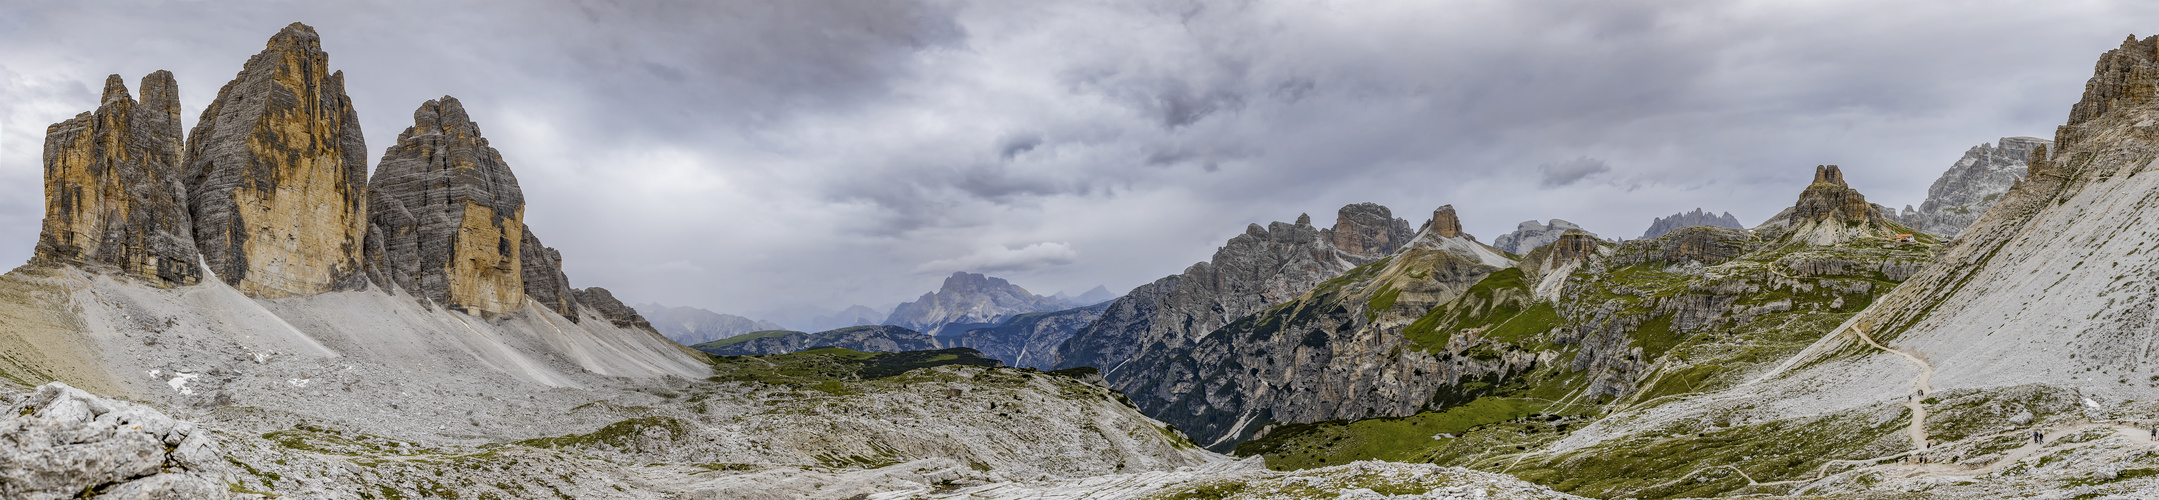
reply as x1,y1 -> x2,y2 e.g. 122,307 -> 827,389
364,97 -> 527,316
183,22 -> 369,298
574,287 -> 652,331
517,228 -> 580,321
1493,219 -> 1597,255
35,72 -> 199,286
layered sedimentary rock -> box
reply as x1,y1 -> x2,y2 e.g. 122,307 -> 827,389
1319,203 -> 1414,262
1492,219 -> 1597,255
363,97 -> 527,316
1897,137 -> 2049,237
883,272 -> 1066,337
954,302 -> 1111,369
1754,165 -> 1914,245
34,72 -> 199,286
1639,208 -> 1743,239
640,304 -> 786,346
183,22 -> 369,298
693,325 -> 938,356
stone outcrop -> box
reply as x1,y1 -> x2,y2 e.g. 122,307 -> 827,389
954,302 -> 1111,369
183,22 -> 369,298
2,383 -> 230,499
1639,208 -> 1743,239
1319,202 -> 1414,262
1897,137 -> 2049,237
884,272 -> 1067,337
1754,165 -> 1913,246
363,96 -> 527,316
518,228 -> 580,321
574,287 -> 652,331
694,325 -> 938,356
33,72 -> 199,286
1493,219 -> 1597,255
640,304 -> 787,346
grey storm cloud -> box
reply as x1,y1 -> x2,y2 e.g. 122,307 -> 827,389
1540,157 -> 1612,187
2,0 -> 2156,324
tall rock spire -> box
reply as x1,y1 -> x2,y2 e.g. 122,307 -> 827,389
34,71 -> 199,285
363,96 -> 528,316
183,22 -> 369,298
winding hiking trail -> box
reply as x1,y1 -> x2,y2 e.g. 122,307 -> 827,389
1849,323 -> 1935,451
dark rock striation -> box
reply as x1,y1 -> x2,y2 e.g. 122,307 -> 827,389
34,72 -> 199,286
517,228 -> 580,321
1639,208 -> 1744,239
363,97 -> 528,316
183,22 -> 369,298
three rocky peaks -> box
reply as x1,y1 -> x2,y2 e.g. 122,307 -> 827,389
31,23 -> 643,328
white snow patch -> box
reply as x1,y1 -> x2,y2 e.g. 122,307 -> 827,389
166,372 -> 199,395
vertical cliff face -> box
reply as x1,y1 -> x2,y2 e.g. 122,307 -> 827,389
1492,219 -> 1598,255
518,229 -> 581,321
34,72 -> 198,286
183,22 -> 369,298
363,97 -> 527,316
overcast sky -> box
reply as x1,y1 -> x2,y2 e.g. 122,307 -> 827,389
2,1 -> 2152,327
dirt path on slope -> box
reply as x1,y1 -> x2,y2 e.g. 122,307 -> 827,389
1849,323 -> 1935,452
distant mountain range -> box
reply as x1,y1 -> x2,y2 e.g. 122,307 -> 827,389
636,303 -> 786,346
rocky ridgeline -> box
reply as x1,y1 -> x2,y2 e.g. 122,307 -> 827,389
1897,136 -> 2049,237
1493,218 -> 1597,254
640,303 -> 786,346
1639,207 -> 1743,239
34,72 -> 198,286
884,272 -> 1067,337
29,22 -> 646,330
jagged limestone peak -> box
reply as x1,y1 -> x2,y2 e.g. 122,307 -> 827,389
364,96 -> 529,317
34,70 -> 197,286
1756,164 -> 1916,246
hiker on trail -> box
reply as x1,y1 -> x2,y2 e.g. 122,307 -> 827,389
2034,430 -> 2044,444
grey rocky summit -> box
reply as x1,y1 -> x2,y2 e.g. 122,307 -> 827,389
1897,136 -> 2050,237
1492,219 -> 1597,254
1052,202 -> 1429,386
363,96 -> 528,316
883,272 -> 1067,337
1639,208 -> 1744,239
574,286 -> 654,331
